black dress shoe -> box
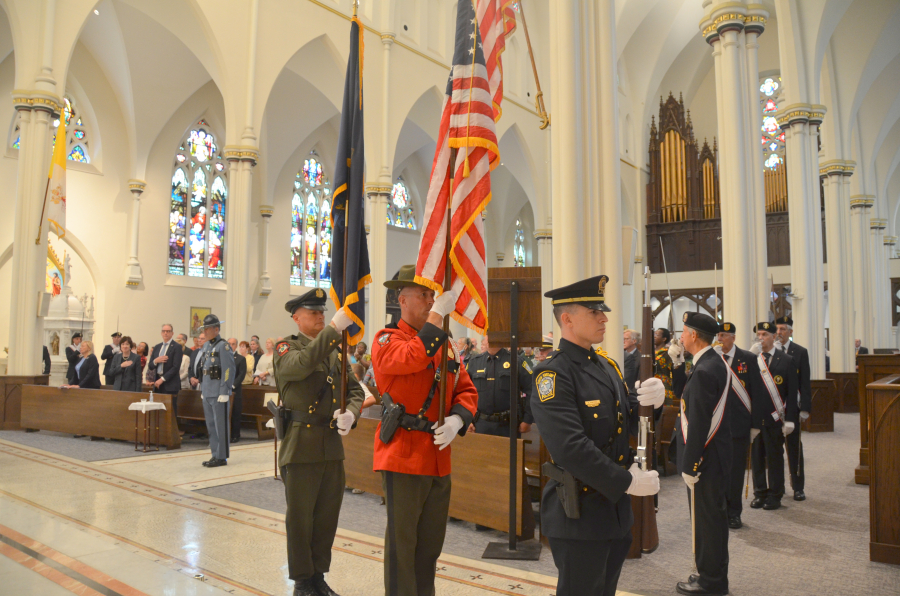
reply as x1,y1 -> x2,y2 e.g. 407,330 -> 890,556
763,497 -> 781,510
793,490 -> 806,501
311,573 -> 340,596
206,458 -> 227,468
676,580 -> 727,595
688,574 -> 699,584
750,497 -> 765,509
293,579 -> 319,596
230,436 -> 240,443
728,515 -> 743,529
201,458 -> 216,467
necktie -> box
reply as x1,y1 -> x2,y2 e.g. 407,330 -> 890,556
158,343 -> 168,374
726,355 -> 732,366
764,352 -> 771,366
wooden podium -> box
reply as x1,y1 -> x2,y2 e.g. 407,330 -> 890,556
855,355 -> 900,484
865,374 -> 900,565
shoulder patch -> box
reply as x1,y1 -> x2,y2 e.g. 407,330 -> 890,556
276,342 -> 290,356
523,361 -> 533,374
536,371 -> 556,402
378,334 -> 390,346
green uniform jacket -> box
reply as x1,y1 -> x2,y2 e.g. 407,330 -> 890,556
274,325 -> 365,467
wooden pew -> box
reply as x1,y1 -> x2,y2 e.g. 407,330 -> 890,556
802,380 -> 835,433
342,419 -> 535,538
176,389 -> 272,440
865,374 -> 900,565
20,385 -> 181,449
826,372 -> 859,413
855,355 -> 900,485
0,375 -> 49,430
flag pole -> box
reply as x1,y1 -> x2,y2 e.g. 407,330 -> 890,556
438,147 -> 458,428
516,1 -> 549,130
35,176 -> 52,245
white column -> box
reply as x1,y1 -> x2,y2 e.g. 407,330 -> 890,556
534,230 -> 553,336
849,196 -> 874,345
258,205 -> 273,296
820,162 -> 852,371
870,218 -> 888,348
7,93 -> 58,375
366,186 -> 391,344
778,106 -> 827,378
124,179 -> 146,287
223,147 -> 258,341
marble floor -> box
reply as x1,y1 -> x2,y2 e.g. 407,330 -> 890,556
0,439 -> 610,596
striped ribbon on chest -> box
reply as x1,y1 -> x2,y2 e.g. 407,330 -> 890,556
680,355 -> 731,447
725,360 -> 752,412
757,353 -> 785,422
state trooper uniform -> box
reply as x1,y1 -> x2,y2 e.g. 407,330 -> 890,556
466,348 -> 534,437
531,275 -> 642,596
193,314 -> 236,467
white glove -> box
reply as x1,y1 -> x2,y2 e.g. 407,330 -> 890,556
749,342 -> 762,355
432,414 -> 464,450
682,472 -> 700,487
333,409 -> 355,436
774,339 -> 783,351
714,345 -> 723,355
626,463 -> 660,496
750,428 -> 760,442
635,378 -> 665,408
668,341 -> 685,367
331,307 -> 353,333
799,411 -> 810,421
217,395 -> 230,403
430,290 -> 459,319
782,420 -> 795,436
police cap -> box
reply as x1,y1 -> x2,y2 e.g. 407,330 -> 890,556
719,322 -> 736,335
545,275 -> 611,312
111,332 -> 122,338
285,287 -> 328,315
756,321 -> 776,334
682,311 -> 718,336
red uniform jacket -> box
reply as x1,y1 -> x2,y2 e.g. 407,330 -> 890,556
371,320 -> 478,477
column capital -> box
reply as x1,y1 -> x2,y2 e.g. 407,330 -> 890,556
381,33 -> 395,44
223,145 -> 259,165
12,89 -> 61,115
365,183 -> 392,196
870,218 -> 887,231
744,5 -> 768,36
850,195 -> 875,209
127,179 -> 147,196
496,252 -> 505,263
259,204 -> 274,218
884,236 -> 897,246
533,228 -> 552,241
819,160 -> 854,178
776,103 -> 827,129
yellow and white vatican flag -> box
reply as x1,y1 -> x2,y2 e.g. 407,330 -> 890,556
43,117 -> 67,239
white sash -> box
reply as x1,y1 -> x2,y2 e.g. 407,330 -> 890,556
725,360 -> 752,413
680,355 -> 731,447
757,353 -> 785,421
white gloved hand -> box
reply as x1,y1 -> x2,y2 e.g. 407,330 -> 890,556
774,339 -> 783,351
750,427 -> 760,442
782,420 -> 796,436
432,414 -> 464,450
333,409 -> 355,436
330,307 -> 353,333
749,342 -> 762,355
668,341 -> 685,367
799,411 -> 810,422
682,472 -> 701,487
714,344 -> 724,355
626,463 -> 660,496
635,378 -> 665,409
217,395 -> 230,403
430,290 -> 459,319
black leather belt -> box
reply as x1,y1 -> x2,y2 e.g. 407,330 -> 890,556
284,407 -> 334,429
398,413 -> 435,434
476,410 -> 512,424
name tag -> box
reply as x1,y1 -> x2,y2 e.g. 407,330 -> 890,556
585,400 -> 600,407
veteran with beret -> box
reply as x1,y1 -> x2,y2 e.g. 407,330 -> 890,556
274,288 -> 365,596
675,312 -> 732,596
774,315 -> 811,502
531,275 -> 662,596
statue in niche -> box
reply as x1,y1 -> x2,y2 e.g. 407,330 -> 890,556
51,333 -> 59,356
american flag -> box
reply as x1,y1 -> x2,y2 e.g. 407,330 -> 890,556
415,0 -> 500,335
477,0 -> 517,121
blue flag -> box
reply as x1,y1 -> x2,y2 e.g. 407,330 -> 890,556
329,15 -> 371,345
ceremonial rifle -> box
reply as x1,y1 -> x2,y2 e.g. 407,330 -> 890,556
636,266 -> 659,553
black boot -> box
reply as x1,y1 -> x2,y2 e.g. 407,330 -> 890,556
311,573 -> 340,596
293,579 -> 319,596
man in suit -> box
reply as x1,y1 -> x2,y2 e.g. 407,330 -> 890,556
623,329 -> 641,398
855,339 -> 868,355
189,331 -> 207,388
675,313 -> 731,596
100,332 -> 122,384
716,322 -> 764,529
775,316 -> 810,501
227,337 -> 246,443
750,322 -> 799,511
149,323 -> 184,417
65,333 -> 83,384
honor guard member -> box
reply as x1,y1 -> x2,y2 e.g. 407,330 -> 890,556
774,316 -> 811,501
194,314 -> 236,468
534,335 -> 554,363
274,289 -> 364,596
715,323 -> 764,530
371,265 -> 478,596
675,312 -> 731,596
751,321 -> 799,510
532,275 -> 663,596
466,336 -> 534,437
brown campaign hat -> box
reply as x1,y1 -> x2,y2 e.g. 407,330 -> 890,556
384,264 -> 429,290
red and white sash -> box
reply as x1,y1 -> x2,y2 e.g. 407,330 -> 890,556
680,355 -> 731,447
725,362 -> 752,413
757,353 -> 785,421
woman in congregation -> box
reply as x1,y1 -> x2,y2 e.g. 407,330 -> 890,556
240,341 -> 255,384
253,338 -> 276,386
108,336 -> 142,392
63,340 -> 101,389
175,335 -> 192,389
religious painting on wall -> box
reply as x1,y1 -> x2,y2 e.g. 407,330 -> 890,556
46,245 -> 64,296
189,306 -> 211,338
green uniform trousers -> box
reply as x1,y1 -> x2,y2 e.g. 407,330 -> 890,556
282,460 -> 345,581
382,471 -> 452,596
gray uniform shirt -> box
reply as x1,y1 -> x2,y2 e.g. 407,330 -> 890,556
195,337 -> 236,398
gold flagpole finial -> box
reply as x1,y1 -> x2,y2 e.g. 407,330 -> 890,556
352,0 -> 359,17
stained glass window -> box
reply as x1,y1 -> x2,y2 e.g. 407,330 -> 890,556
290,151 -> 333,287
759,75 -> 785,171
388,178 -> 416,230
168,121 -> 227,278
513,219 -> 525,267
